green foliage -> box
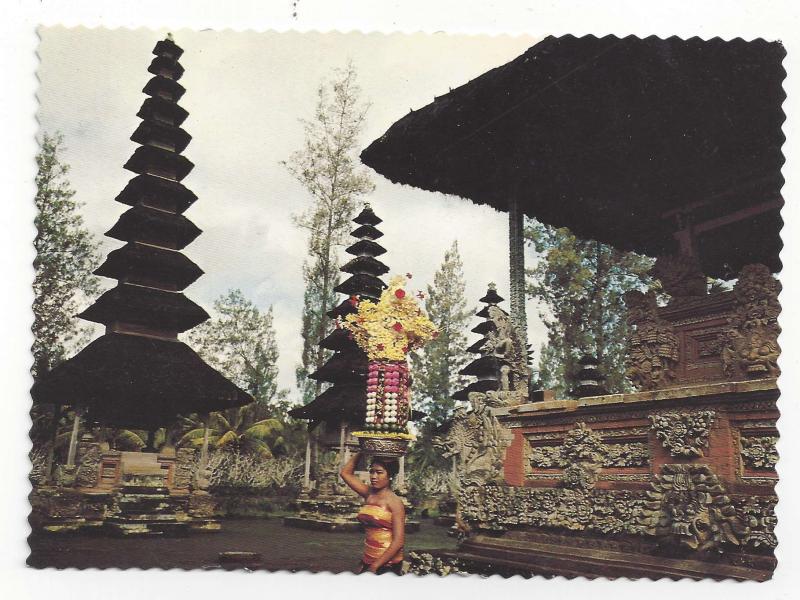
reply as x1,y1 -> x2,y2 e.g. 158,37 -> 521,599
178,407 -> 284,458
525,219 -> 655,396
410,241 -> 473,427
32,132 -> 100,377
282,62 -> 375,404
409,241 -> 473,475
187,289 -> 288,415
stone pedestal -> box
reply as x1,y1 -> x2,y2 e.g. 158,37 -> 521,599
30,448 -> 220,535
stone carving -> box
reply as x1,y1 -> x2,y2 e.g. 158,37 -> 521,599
652,254 -> 707,299
530,438 -> 649,470
174,447 -> 196,489
624,290 -> 680,390
560,422 -> 606,489
529,445 -> 563,468
641,464 -> 747,552
436,393 -> 511,488
407,551 -> 466,576
740,436 -> 779,470
75,441 -> 101,488
459,484 -> 648,536
722,264 -> 781,380
735,496 -> 778,549
650,411 -> 715,458
604,443 -> 650,467
485,305 -> 530,402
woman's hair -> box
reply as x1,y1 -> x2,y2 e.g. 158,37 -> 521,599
369,457 -> 399,480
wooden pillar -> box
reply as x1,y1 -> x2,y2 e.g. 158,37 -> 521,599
398,455 -> 405,487
65,407 -> 82,467
338,422 -> 347,469
44,405 -> 63,483
199,413 -> 210,468
303,433 -> 312,489
508,196 -> 528,349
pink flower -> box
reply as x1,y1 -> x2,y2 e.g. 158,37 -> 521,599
394,288 -> 406,299
392,322 -> 403,332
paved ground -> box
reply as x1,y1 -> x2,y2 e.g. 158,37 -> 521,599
27,516 -> 457,572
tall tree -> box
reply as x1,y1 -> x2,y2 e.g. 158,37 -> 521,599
187,289 -> 288,418
282,62 -> 375,404
32,132 -> 100,378
525,219 -> 655,397
411,241 -> 473,428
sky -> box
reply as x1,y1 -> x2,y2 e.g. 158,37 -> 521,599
37,27 -> 546,402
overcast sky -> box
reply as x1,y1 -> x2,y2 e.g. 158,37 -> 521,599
37,27 -> 545,402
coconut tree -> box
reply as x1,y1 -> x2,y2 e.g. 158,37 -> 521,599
178,407 -> 285,458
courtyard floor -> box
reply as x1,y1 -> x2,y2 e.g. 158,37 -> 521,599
27,516 -> 457,572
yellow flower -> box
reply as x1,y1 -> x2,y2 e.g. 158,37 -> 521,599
344,275 -> 438,360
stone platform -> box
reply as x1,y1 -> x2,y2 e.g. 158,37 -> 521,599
423,378 -> 778,580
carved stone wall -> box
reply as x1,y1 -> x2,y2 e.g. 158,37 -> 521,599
625,261 -> 780,390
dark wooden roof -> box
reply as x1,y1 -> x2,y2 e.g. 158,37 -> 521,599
94,242 -> 203,291
79,284 -> 209,333
105,205 -> 201,249
361,35 -> 786,278
31,334 -> 251,429
115,174 -> 197,214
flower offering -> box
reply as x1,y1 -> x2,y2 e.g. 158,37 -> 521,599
345,274 -> 437,445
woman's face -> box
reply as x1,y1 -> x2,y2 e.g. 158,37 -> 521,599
369,463 -> 390,490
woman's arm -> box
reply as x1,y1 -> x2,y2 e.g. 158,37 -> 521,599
368,497 -> 405,572
339,451 -> 369,498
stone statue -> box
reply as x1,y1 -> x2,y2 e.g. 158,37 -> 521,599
722,264 -> 781,380
624,290 -> 680,390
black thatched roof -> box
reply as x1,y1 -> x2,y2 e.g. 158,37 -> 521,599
31,334 -> 252,429
361,35 -> 786,278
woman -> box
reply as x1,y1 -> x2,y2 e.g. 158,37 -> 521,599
340,451 -> 405,575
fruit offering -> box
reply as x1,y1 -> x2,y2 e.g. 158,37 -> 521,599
364,360 -> 410,434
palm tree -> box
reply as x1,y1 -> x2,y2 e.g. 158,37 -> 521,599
178,406 -> 284,458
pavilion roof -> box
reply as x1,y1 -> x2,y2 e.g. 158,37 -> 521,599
31,334 -> 252,429
361,35 -> 786,278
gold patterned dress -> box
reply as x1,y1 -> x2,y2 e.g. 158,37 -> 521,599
357,504 -> 403,567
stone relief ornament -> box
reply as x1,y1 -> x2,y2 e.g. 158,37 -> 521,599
650,411 -> 715,458
74,443 -> 102,488
173,447 -> 196,489
459,484 -> 648,536
740,436 -> 779,470
559,422 -> 607,489
652,253 -> 708,300
529,430 -> 649,471
407,551 -> 467,576
735,496 -> 778,549
640,464 -> 747,552
624,290 -> 680,390
722,264 -> 781,380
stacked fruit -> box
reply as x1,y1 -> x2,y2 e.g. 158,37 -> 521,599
364,361 -> 410,433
